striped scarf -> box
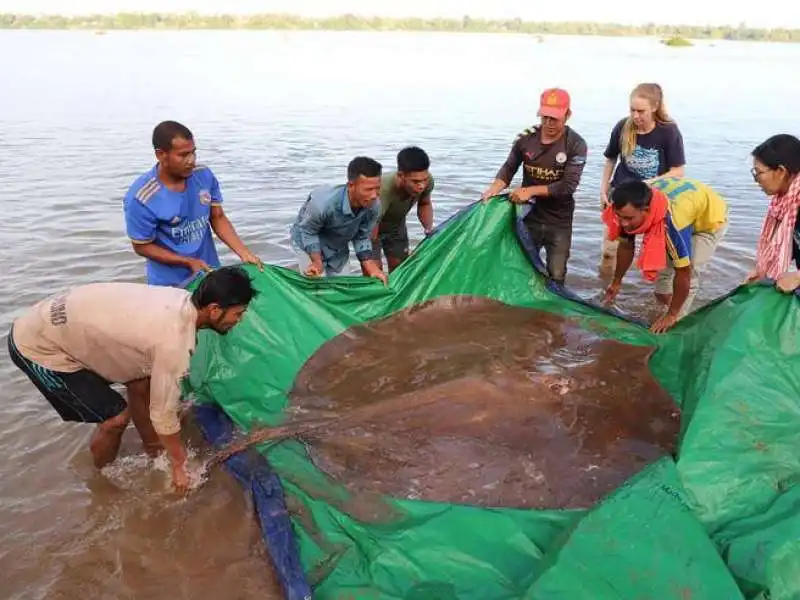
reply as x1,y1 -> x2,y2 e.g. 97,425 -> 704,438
756,174 -> 800,280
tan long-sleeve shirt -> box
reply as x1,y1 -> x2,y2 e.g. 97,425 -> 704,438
12,282 -> 198,436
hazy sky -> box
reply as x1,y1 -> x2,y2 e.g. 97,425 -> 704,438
4,0 -> 799,29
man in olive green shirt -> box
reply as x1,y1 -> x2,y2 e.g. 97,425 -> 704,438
372,146 -> 435,272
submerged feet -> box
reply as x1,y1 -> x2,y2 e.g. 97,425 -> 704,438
89,410 -> 130,468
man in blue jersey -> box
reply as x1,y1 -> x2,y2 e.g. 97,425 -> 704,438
123,121 -> 262,287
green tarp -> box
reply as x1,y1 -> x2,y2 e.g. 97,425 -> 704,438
186,199 -> 800,599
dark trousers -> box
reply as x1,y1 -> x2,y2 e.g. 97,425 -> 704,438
524,220 -> 573,285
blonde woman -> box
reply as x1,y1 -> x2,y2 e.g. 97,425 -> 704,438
599,84 -> 686,266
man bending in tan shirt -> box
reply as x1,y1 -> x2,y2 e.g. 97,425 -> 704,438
7,266 -> 257,492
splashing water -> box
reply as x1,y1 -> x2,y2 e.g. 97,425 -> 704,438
99,447 -> 212,495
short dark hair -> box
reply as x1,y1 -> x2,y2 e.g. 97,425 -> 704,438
397,146 -> 430,173
191,266 -> 258,309
611,180 -> 652,210
347,156 -> 382,181
152,120 -> 193,152
752,134 -> 800,175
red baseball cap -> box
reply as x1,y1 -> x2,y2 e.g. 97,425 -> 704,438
537,88 -> 571,119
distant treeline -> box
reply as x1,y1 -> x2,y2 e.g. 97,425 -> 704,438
1,13 -> 799,43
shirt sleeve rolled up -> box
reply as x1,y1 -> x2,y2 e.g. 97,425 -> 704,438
353,202 -> 381,261
297,194 -> 327,255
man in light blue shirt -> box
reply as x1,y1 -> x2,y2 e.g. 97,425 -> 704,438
290,156 -> 387,284
123,120 -> 262,287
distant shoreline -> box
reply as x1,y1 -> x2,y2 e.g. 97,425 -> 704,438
1,13 -> 798,43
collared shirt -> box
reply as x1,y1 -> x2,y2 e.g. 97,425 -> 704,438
622,177 -> 728,268
123,164 -> 222,287
289,184 -> 381,274
12,283 -> 198,436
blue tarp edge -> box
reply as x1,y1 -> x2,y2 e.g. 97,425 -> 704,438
192,402 -> 313,600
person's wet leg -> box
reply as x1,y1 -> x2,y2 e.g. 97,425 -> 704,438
387,255 -> 406,272
523,220 -> 548,275
654,265 -> 674,308
599,186 -> 618,274
599,230 -> 619,276
545,226 -> 572,286
126,378 -> 163,457
678,228 -> 726,318
384,224 -> 410,273
89,409 -> 130,468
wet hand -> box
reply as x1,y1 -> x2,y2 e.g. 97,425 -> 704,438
171,462 -> 191,493
744,269 -> 760,284
239,249 -> 264,271
304,262 -> 323,278
650,313 -> 678,334
509,187 -> 535,204
366,267 -> 388,285
600,191 -> 610,209
603,281 -> 621,304
776,272 -> 800,293
186,258 -> 211,274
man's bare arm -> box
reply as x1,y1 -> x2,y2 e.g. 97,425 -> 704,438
209,206 -> 262,269
417,196 -> 434,233
132,242 -> 209,271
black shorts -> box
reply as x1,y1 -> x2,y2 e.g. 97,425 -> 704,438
7,330 -> 127,424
